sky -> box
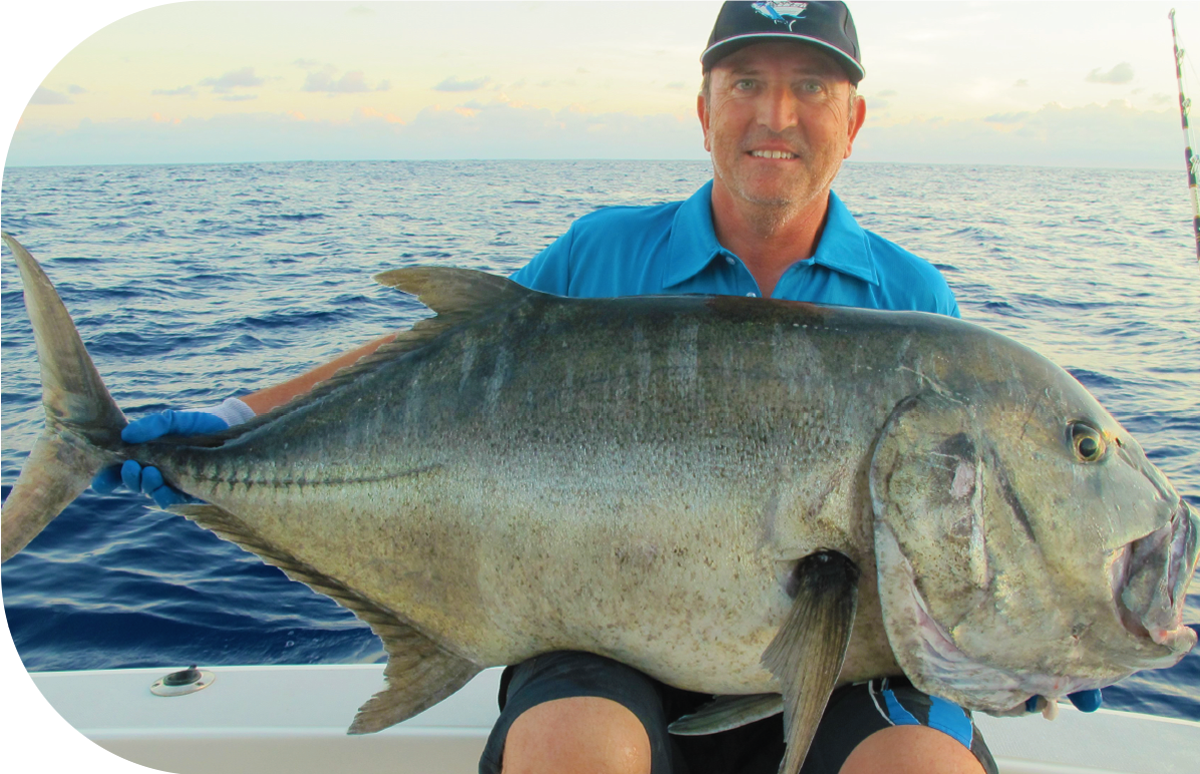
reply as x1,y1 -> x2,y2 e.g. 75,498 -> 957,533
2,1 -> 1199,169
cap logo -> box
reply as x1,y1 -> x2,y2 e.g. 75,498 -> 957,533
751,1 -> 808,31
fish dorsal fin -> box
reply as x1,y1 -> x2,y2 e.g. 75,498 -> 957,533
311,268 -> 535,394
169,503 -> 480,733
341,268 -> 535,389
210,268 -> 539,441
374,266 -> 534,318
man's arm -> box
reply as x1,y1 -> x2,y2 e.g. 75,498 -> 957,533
93,332 -> 398,503
102,233 -> 570,503
241,332 -> 397,415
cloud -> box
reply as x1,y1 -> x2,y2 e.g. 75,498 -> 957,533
29,87 -> 72,105
1014,79 -> 1029,88
200,67 -> 265,94
5,102 -> 704,166
356,106 -> 405,124
6,97 -> 1178,170
983,111 -> 1031,124
347,4 -> 374,15
434,76 -> 491,93
293,58 -> 322,68
856,100 -> 1176,168
67,85 -> 87,95
303,67 -> 389,94
219,95 -> 258,102
1086,63 -> 1134,85
876,89 -> 897,98
152,85 -> 198,97
666,81 -> 686,90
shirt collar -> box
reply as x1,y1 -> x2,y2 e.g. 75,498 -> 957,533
664,184 -> 879,289
811,190 -> 879,286
664,180 -> 726,288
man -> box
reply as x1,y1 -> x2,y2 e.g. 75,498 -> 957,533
100,3 -> 1091,772
475,5 -> 990,774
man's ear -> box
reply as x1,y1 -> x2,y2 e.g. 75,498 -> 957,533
697,93 -> 712,153
844,96 -> 866,159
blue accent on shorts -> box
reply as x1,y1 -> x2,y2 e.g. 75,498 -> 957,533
877,680 -> 978,753
927,695 -> 975,748
883,688 -> 921,727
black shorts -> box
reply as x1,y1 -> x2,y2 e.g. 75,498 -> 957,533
478,651 -> 998,774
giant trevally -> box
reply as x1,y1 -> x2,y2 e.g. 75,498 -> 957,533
2,231 -> 1196,774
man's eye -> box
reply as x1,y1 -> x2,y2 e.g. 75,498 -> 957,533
735,79 -> 755,91
800,80 -> 824,93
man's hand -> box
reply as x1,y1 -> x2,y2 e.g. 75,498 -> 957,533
991,689 -> 1103,719
1064,689 -> 1103,712
91,399 -> 254,507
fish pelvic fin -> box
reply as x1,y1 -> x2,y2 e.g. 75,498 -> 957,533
762,551 -> 860,774
1,232 -> 126,563
169,502 -> 481,734
669,693 -> 783,735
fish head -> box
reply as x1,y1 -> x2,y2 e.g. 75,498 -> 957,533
869,373 -> 1198,713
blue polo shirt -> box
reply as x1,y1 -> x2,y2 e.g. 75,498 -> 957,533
511,181 -> 959,317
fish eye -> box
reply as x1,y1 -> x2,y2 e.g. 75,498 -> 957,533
1069,422 -> 1106,462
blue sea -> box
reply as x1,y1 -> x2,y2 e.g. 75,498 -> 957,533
1,160 -> 1198,722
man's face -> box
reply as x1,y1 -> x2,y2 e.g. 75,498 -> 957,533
698,41 -> 865,215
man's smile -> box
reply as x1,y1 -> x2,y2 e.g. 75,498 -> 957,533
748,150 -> 799,160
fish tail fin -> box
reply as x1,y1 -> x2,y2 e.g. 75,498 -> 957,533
1,231 -> 126,562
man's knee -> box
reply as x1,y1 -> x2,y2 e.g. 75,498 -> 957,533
501,696 -> 652,774
839,725 -> 986,774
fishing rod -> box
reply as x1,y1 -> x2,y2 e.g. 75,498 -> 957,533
1169,8 -> 1200,266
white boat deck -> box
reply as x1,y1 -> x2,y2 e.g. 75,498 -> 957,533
18,664 -> 1200,774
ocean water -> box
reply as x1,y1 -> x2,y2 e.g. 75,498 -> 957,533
1,160 -> 1198,723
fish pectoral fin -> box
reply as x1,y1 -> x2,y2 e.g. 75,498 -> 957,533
762,551 -> 860,774
168,503 -> 480,734
668,693 -> 783,735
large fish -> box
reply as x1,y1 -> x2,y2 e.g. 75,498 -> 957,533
2,231 -> 1196,773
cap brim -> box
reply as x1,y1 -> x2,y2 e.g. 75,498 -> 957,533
701,34 -> 865,83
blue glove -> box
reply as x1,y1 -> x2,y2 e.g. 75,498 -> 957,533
91,399 -> 254,507
1025,689 -> 1103,714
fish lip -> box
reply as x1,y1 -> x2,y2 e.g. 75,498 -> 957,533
1112,500 -> 1199,654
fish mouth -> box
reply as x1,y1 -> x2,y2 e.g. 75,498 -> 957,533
1110,499 -> 1199,655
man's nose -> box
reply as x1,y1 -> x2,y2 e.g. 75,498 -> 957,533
756,83 -> 800,132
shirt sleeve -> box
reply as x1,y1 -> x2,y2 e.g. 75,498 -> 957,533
510,224 -> 575,294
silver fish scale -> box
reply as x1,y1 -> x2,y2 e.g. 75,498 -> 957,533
141,294 -> 936,691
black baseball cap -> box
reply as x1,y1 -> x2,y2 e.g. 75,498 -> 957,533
701,1 -> 865,84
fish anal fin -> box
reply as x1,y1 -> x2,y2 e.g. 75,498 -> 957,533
348,623 -> 481,735
668,693 -> 783,736
762,551 -> 860,774
168,503 -> 480,734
